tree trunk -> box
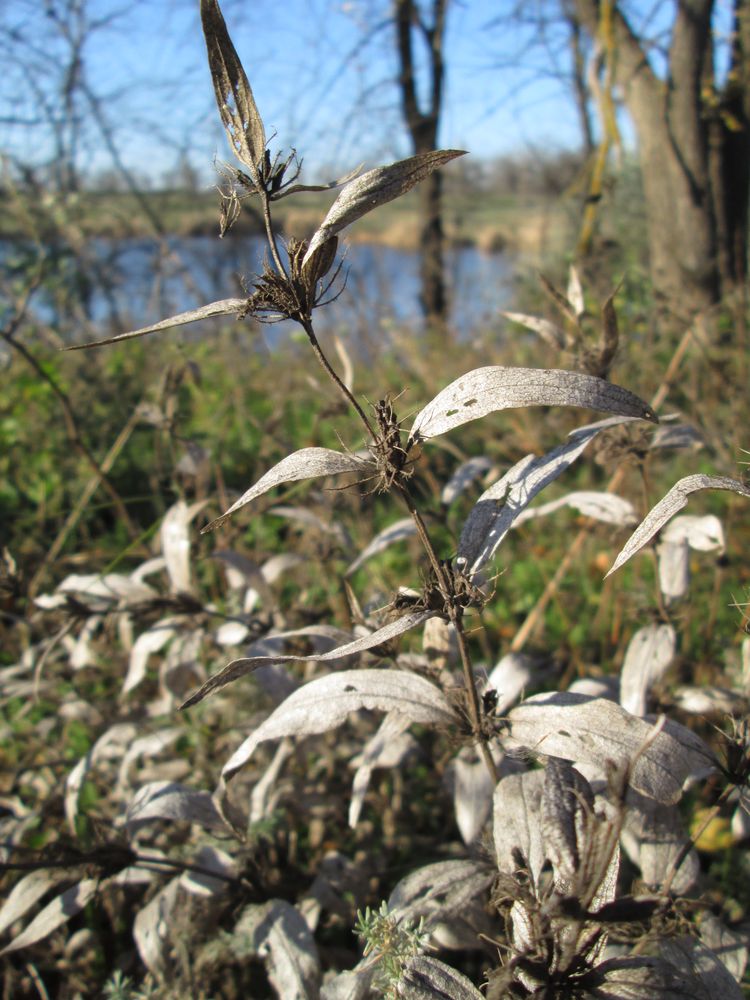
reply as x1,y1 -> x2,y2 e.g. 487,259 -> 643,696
395,0 -> 448,328
575,0 -> 749,322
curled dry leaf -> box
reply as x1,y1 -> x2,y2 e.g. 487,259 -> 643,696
619,624 -> 676,717
303,150 -> 465,265
204,447 -> 370,532
219,666 -> 455,781
407,368 -> 655,447
458,417 -> 639,578
607,475 -> 750,577
235,899 -> 321,1000
182,609 -> 436,707
505,692 -> 716,804
65,298 -> 246,351
201,0 -> 265,182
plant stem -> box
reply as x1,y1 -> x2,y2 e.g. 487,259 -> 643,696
299,316 -> 376,439
260,191 -> 288,278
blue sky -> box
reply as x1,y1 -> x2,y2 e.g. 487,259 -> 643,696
1,0 -> 598,187
5,0 -> 732,188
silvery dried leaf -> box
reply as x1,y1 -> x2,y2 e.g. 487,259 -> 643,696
0,870 -> 66,937
133,875 -> 181,975
281,163 -> 362,200
407,368 -> 655,447
624,790 -> 699,894
66,298 -> 246,351
619,624 -> 676,717
161,500 -> 206,593
250,738 -> 294,823
698,913 -> 749,983
506,692 -> 716,803
235,899 -> 320,999
321,965 -> 375,1000
117,728 -> 183,791
584,955 -> 706,998
124,618 -> 179,694
219,666 -> 455,781
303,150 -> 464,265
35,572 -> 155,612
486,652 -> 534,714
607,475 -> 750,577
567,265 -> 586,318
672,686 -> 743,716
215,620 -> 250,646
387,860 -> 493,927
650,423 -> 704,451
513,490 -> 637,528
396,955 -> 484,999
458,417 -> 638,578
450,746 -> 495,844
201,0 -> 266,182
441,456 -> 492,506
662,514 -> 725,552
349,713 -> 416,828
270,505 -> 350,547
182,610 -> 436,707
346,517 -> 416,576
502,311 -> 566,349
180,845 -> 237,897
125,781 -> 225,832
493,769 -> 546,887
657,540 -> 690,601
204,448 -> 371,532
62,615 -> 101,670
660,935 -> 744,999
65,723 -> 139,833
0,879 -> 100,955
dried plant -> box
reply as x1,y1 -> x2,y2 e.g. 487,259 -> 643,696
3,2 -> 750,997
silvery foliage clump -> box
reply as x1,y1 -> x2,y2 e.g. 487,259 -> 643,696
4,1 -> 750,996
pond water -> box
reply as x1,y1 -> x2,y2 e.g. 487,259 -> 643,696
7,233 -> 515,352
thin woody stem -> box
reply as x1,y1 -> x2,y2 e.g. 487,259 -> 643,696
397,484 -> 497,783
260,191 -> 288,278
299,316 -> 376,439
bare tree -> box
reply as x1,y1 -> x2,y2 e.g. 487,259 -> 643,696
394,0 -> 448,327
575,0 -> 750,321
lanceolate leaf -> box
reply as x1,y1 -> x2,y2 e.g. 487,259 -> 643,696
201,0 -> 266,182
607,475 -> 750,576
513,490 -> 636,528
0,880 -> 100,955
619,624 -> 676,717
65,299 -> 247,351
345,517 -> 417,576
458,417 -> 638,578
235,900 -> 321,1000
220,667 -> 455,781
181,609 -> 436,707
407,368 -> 655,446
397,955 -> 485,999
505,692 -> 716,804
303,150 -> 465,265
502,311 -> 565,349
204,448 -> 372,532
